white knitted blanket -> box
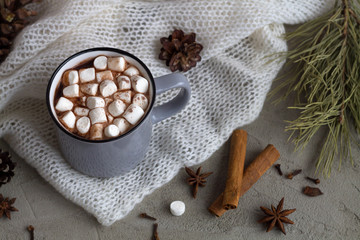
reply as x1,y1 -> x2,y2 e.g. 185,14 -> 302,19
0,0 -> 333,226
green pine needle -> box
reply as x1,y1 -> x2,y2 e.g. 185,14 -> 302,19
270,0 -> 360,177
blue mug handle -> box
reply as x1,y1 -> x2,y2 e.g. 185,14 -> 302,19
151,73 -> 191,124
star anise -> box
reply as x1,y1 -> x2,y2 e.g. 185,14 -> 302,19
0,149 -> 16,187
258,197 -> 296,235
0,194 -> 18,219
185,166 -> 212,198
159,29 -> 203,72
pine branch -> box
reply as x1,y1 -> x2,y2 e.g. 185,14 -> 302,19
270,0 -> 360,176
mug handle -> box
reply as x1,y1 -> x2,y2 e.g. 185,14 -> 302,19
151,73 -> 191,124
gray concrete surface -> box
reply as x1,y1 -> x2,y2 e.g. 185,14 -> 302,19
1,71 -> 360,239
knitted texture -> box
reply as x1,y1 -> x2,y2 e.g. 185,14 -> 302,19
0,0 -> 334,226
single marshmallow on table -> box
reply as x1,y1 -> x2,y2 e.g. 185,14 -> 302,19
131,75 -> 149,93
104,124 -> 120,138
113,118 -> 130,134
170,201 -> 185,216
63,84 -> 80,98
63,70 -> 79,86
96,70 -> 113,82
108,99 -> 126,117
117,75 -> 131,90
79,68 -> 95,83
123,104 -> 145,125
114,90 -> 132,104
93,56 -> 107,70
90,124 -> 103,140
76,116 -> 91,134
132,93 -> 148,110
55,97 -> 73,112
81,83 -> 98,96
108,57 -> 126,72
123,66 -> 139,77
60,111 -> 76,129
100,80 -> 117,97
89,108 -> 107,124
74,107 -> 89,116
87,96 -> 105,109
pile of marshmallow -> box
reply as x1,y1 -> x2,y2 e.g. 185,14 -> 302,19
54,55 -> 150,140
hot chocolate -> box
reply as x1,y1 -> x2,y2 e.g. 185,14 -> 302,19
54,55 -> 150,140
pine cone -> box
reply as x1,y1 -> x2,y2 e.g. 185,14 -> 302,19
0,149 -> 16,187
0,0 -> 41,63
159,29 -> 203,72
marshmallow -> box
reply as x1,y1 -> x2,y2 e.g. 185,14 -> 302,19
123,66 -> 139,77
96,70 -> 113,82
131,75 -> 149,93
123,104 -> 145,125
63,84 -> 80,98
55,97 -> 73,112
108,99 -> 126,117
117,75 -> 131,90
89,124 -> 103,140
113,118 -> 130,134
81,83 -> 98,96
104,124 -> 120,138
76,116 -> 91,134
87,97 -> 105,109
89,108 -> 107,124
79,96 -> 87,107
74,107 -> 89,116
79,68 -> 95,83
132,93 -> 148,110
100,80 -> 117,97
170,201 -> 185,216
114,90 -> 132,104
63,70 -> 79,86
93,56 -> 107,70
60,111 -> 76,129
108,57 -> 126,72
104,98 -> 112,106
107,113 -> 114,123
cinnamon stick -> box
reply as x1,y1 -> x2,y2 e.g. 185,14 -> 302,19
222,129 -> 247,210
208,192 -> 226,217
240,144 -> 280,194
209,144 -> 280,217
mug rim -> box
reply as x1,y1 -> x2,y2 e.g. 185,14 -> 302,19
46,47 -> 156,143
